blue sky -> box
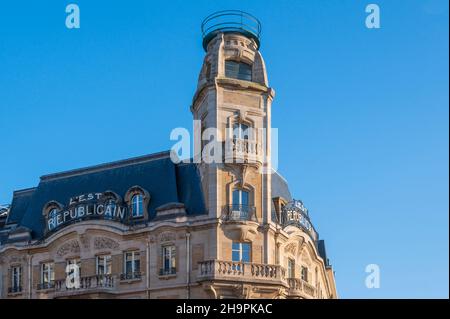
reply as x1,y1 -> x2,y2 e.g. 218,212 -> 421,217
0,0 -> 448,298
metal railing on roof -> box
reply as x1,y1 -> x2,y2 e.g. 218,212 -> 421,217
201,10 -> 261,51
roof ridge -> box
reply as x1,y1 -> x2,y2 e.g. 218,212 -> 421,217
40,150 -> 172,182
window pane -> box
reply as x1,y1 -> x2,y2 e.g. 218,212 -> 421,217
232,190 -> 240,206
232,242 -> 240,251
241,191 -> 249,206
232,250 -> 240,262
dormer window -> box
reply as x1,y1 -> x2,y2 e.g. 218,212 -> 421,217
131,194 -> 144,218
225,60 -> 252,81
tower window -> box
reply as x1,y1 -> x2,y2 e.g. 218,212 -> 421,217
225,60 -> 252,81
232,242 -> 251,263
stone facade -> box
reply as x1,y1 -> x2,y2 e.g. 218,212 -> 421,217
0,21 -> 337,299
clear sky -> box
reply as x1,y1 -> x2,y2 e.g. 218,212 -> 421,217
0,0 -> 448,298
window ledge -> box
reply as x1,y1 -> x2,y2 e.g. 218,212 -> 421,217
158,274 -> 177,280
119,277 -> 142,284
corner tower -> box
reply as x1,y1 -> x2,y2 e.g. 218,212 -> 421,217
191,11 -> 276,264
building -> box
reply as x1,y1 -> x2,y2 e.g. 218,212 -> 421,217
0,11 -> 337,299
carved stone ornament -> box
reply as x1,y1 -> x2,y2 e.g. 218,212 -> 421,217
159,231 -> 176,243
284,242 -> 297,256
79,234 -> 90,249
94,237 -> 119,250
56,240 -> 81,257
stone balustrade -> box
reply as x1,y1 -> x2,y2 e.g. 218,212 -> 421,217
198,260 -> 285,283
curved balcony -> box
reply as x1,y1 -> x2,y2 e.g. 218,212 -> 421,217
221,205 -> 259,241
198,260 -> 285,285
287,278 -> 317,299
53,274 -> 115,297
224,138 -> 262,166
223,204 -> 257,222
201,10 -> 262,51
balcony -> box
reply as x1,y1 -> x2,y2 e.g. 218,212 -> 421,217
198,260 -> 286,286
53,275 -> 115,296
224,138 -> 262,165
159,267 -> 176,278
224,205 -> 257,222
221,205 -> 259,241
287,278 -> 317,299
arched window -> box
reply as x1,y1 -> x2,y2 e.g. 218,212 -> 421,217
225,60 -> 252,81
131,194 -> 144,218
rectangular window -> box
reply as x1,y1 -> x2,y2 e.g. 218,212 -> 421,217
288,259 -> 295,278
232,242 -> 251,263
124,251 -> 141,279
161,245 -> 176,275
11,266 -> 22,292
41,262 -> 55,288
225,60 -> 252,81
96,255 -> 112,275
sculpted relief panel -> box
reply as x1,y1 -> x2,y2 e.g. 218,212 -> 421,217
94,237 -> 120,250
56,240 -> 81,257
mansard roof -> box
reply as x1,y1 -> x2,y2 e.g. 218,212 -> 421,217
2,151 -> 207,242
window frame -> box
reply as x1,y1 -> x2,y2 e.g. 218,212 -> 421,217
225,60 -> 253,81
41,262 -> 55,285
96,254 -> 112,275
124,250 -> 141,276
11,265 -> 22,291
231,242 -> 251,263
161,245 -> 176,275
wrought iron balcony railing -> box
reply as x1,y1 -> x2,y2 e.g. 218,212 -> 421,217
37,281 -> 55,290
159,267 -> 176,276
120,272 -> 142,281
224,204 -> 257,222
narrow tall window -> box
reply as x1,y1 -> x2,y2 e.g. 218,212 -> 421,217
124,251 -> 141,279
96,255 -> 112,275
41,262 -> 55,288
131,194 -> 143,218
301,266 -> 308,282
232,242 -> 251,263
225,60 -> 252,81
288,259 -> 295,278
11,266 -> 22,292
161,245 -> 176,275
231,189 -> 250,220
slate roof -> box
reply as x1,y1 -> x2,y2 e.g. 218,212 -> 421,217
1,151 -> 207,242
0,151 -> 299,245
